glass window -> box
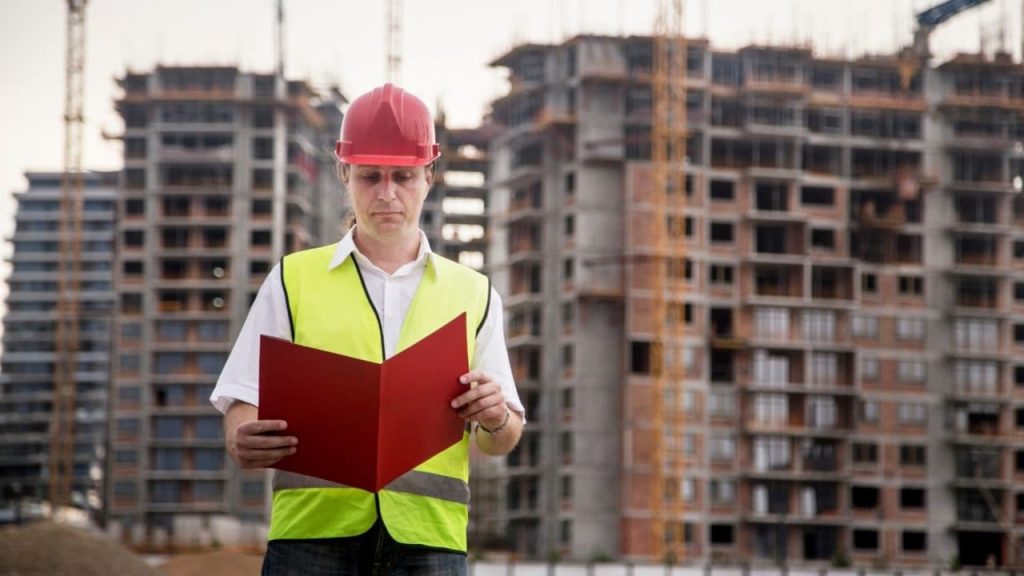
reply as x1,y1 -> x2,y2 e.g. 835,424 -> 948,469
754,307 -> 789,339
117,418 -> 139,434
709,389 -> 736,417
860,400 -> 880,423
753,393 -> 788,425
803,310 -> 835,342
117,387 -> 141,403
113,480 -> 136,499
194,448 -> 224,471
860,357 -> 879,380
156,321 -> 187,341
153,417 -> 184,438
242,480 -> 265,500
710,479 -> 735,504
897,360 -> 926,383
753,436 -> 790,471
850,314 -> 878,338
897,402 -> 928,425
197,352 -> 226,375
195,417 -> 222,440
709,435 -> 736,461
115,449 -> 137,466
196,321 -> 229,342
119,354 -> 140,373
154,385 -> 186,407
954,318 -> 999,350
192,481 -> 222,502
154,353 -> 187,374
121,323 -> 142,340
896,317 -> 926,341
152,448 -> 184,470
150,481 -> 181,503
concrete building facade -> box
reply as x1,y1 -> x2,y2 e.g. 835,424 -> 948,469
105,66 -> 342,548
488,36 -> 1024,567
0,171 -> 119,522
429,122 -> 498,271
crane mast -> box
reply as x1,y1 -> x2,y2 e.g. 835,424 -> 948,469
650,0 -> 688,562
50,0 -> 88,517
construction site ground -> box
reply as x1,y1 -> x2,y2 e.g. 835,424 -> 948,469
0,521 -> 263,576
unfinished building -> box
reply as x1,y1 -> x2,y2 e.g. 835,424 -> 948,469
0,171 -> 119,523
488,36 -> 1024,567
425,122 -> 496,270
105,67 -> 343,548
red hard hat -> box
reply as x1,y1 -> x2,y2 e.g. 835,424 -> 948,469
335,83 -> 440,167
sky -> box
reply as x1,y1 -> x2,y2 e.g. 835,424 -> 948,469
0,0 -> 1020,345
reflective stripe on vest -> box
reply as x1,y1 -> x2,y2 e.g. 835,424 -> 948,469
271,244 -> 489,552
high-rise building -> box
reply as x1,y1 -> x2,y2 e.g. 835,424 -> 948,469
0,171 -> 119,522
105,66 -> 342,547
488,36 -> 1024,568
428,120 -> 497,271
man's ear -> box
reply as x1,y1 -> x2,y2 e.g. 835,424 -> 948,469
424,163 -> 434,187
337,163 -> 349,185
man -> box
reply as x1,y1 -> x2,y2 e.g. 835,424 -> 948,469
211,83 -> 524,575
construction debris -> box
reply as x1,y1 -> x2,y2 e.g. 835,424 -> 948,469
0,521 -> 160,576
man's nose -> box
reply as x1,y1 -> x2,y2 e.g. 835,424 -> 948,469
377,177 -> 398,201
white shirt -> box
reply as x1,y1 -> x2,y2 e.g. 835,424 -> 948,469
210,228 -> 524,420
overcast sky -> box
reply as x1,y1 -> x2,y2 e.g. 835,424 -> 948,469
0,0 -> 1019,338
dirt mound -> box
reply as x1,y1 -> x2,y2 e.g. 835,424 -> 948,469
158,550 -> 263,576
0,520 -> 160,576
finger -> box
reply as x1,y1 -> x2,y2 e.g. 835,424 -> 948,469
237,420 -> 288,435
240,446 -> 297,463
458,397 -> 504,421
238,434 -> 298,450
451,382 -> 501,409
458,371 -> 493,386
241,454 -> 290,469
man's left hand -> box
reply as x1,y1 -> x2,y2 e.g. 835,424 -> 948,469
451,370 -> 507,429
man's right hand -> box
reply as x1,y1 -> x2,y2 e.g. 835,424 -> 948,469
224,402 -> 298,469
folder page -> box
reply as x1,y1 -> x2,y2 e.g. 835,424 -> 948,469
258,313 -> 469,492
378,314 -> 468,488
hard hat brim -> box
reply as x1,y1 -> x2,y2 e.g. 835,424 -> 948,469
336,152 -> 440,167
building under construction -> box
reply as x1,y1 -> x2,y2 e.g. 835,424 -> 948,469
430,121 -> 498,270
487,34 -> 1024,567
104,66 -> 344,548
0,171 -> 119,523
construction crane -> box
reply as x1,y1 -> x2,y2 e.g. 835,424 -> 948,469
385,0 -> 403,83
50,0 -> 88,517
912,0 -> 993,57
650,0 -> 687,562
276,0 -> 285,79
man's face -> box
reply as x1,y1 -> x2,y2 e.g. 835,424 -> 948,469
341,164 -> 432,242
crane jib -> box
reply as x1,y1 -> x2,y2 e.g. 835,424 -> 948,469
916,0 -> 992,28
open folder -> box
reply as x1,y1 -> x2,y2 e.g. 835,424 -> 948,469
258,313 -> 469,492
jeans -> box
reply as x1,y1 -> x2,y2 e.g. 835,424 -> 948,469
261,520 -> 467,576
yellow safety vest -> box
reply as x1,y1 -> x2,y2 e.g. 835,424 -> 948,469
269,244 -> 490,552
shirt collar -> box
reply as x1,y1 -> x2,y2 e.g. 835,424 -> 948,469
327,225 -> 439,278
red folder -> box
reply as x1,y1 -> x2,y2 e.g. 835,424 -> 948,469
258,313 -> 469,492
